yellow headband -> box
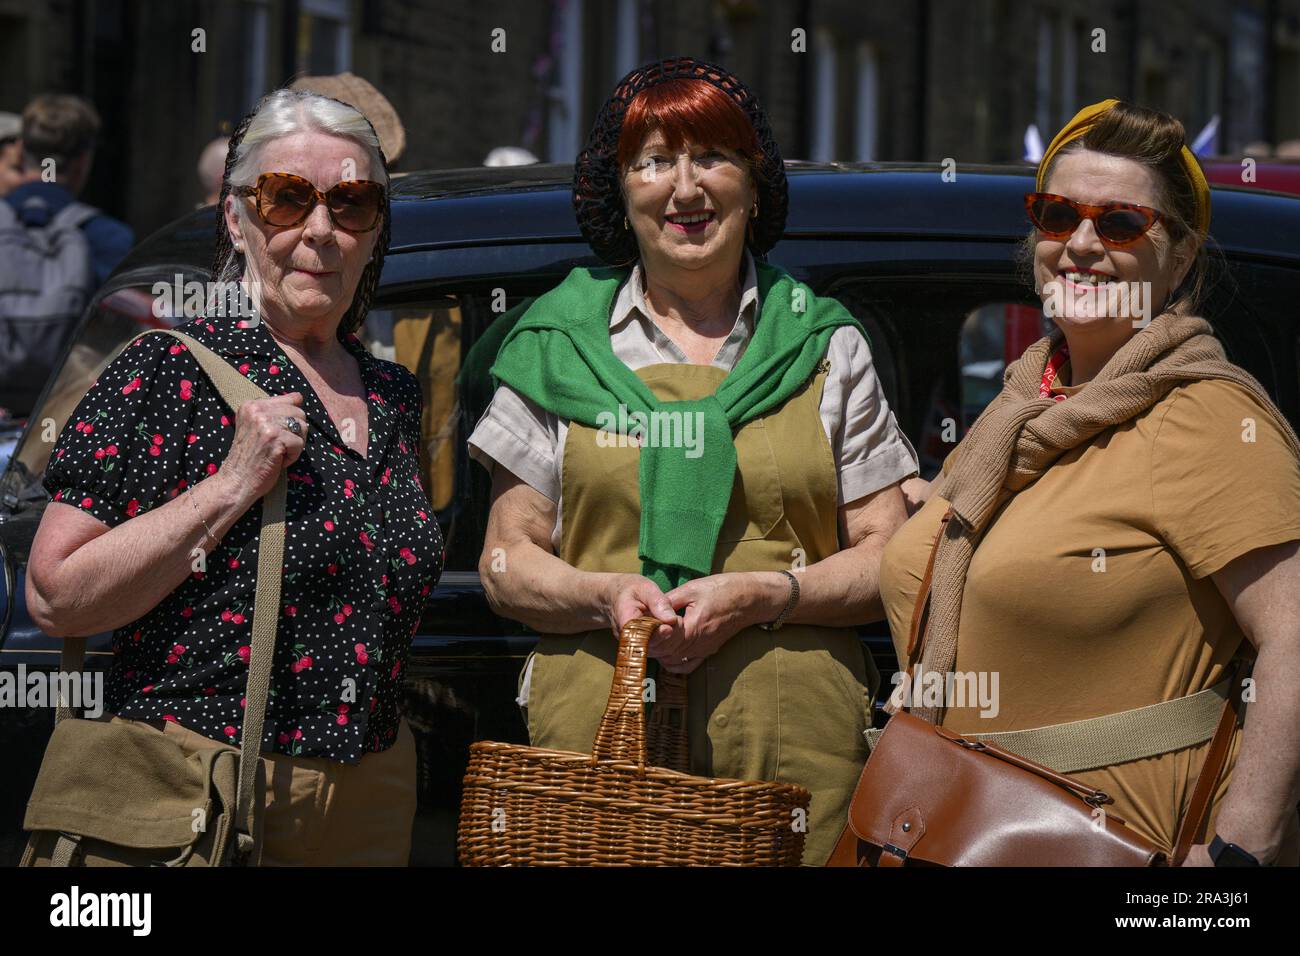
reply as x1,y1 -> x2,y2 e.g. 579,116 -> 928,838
1036,98 -> 1211,238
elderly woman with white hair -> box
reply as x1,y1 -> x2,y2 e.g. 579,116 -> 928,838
26,89 -> 443,865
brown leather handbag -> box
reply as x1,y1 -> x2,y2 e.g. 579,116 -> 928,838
827,508 -> 1245,867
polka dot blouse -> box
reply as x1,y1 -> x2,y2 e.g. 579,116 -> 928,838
42,314 -> 445,763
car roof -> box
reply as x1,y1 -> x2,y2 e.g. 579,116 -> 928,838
113,161 -> 1300,283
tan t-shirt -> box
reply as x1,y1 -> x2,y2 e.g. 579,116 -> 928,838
878,371 -> 1300,856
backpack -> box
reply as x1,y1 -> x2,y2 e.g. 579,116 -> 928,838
0,197 -> 99,418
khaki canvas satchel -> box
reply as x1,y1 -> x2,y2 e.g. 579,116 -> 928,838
20,328 -> 286,867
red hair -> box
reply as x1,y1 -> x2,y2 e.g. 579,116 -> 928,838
616,79 -> 763,177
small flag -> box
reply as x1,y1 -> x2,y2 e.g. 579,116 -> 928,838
1024,124 -> 1044,163
1190,116 -> 1220,157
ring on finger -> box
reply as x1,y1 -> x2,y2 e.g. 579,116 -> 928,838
281,416 -> 302,437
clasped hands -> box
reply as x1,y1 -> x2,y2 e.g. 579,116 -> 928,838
604,571 -> 789,674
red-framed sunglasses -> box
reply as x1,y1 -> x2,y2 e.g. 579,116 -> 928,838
233,171 -> 385,232
1024,192 -> 1163,247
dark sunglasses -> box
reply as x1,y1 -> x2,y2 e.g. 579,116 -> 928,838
233,171 -> 385,232
1024,192 -> 1163,247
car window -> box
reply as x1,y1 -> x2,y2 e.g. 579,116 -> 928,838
819,277 -> 1041,478
365,290 -> 537,572
359,300 -> 463,513
959,302 -> 1050,428
957,280 -> 1296,440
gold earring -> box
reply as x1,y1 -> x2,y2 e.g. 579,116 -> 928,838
623,216 -> 629,230
751,203 -> 758,219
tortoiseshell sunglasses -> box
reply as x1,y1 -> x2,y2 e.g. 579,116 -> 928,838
233,172 -> 385,232
1024,192 -> 1164,247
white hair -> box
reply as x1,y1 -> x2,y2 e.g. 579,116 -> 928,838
218,89 -> 388,282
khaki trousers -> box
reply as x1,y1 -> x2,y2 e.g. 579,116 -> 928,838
105,715 -> 418,866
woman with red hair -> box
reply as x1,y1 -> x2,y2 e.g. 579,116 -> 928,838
469,59 -> 917,865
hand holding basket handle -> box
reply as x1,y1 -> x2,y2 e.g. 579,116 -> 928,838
457,615 -> 809,866
593,616 -> 689,772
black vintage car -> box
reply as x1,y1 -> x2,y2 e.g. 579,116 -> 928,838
2,162 -> 1299,865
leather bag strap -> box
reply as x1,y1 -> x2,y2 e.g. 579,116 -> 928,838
904,508 -> 951,662
1169,657 -> 1249,866
880,507 -> 950,717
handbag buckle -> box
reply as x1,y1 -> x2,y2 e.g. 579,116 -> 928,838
881,843 -> 909,862
935,726 -> 989,752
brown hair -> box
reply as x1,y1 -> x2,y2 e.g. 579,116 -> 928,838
21,94 -> 101,167
1029,100 -> 1220,314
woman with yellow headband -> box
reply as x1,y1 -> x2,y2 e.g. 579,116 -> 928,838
877,99 -> 1300,866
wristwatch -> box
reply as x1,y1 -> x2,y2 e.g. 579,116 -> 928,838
759,570 -> 800,632
1209,834 -> 1261,867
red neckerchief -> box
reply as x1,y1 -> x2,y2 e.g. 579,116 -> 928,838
1039,344 -> 1071,401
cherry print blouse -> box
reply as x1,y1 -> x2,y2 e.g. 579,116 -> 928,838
42,314 -> 444,763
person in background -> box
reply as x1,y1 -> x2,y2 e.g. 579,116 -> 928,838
196,135 -> 228,207
483,146 -> 538,167
289,72 -> 405,168
1,96 -> 136,420
6,94 -> 134,285
0,112 -> 25,196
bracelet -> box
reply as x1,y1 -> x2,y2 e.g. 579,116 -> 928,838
759,570 -> 800,632
188,483 -> 221,551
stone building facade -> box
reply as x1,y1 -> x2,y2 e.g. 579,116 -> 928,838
1,0 -> 1297,239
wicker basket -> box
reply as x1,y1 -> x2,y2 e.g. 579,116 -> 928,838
457,617 -> 811,866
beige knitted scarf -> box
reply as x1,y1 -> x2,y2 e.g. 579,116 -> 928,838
910,312 -> 1300,724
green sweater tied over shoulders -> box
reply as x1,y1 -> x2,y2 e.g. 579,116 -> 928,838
489,260 -> 863,591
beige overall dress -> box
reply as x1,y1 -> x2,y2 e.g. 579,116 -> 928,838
523,361 -> 877,865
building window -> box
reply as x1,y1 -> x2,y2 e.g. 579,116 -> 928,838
854,43 -> 879,161
547,0 -> 584,162
1035,15 -> 1053,136
1276,16 -> 1300,144
297,0 -> 352,77
613,0 -> 640,82
811,28 -> 838,162
1192,34 -> 1225,145
1227,7 -> 1266,151
1059,16 -> 1079,124
214,0 -> 271,126
244,0 -> 269,110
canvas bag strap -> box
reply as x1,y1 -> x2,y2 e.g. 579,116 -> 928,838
55,639 -> 86,723
1169,657 -> 1250,866
865,675 -> 1235,774
52,328 -> 284,855
147,329 -> 285,851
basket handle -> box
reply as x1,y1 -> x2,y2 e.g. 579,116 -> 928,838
591,616 -> 660,767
